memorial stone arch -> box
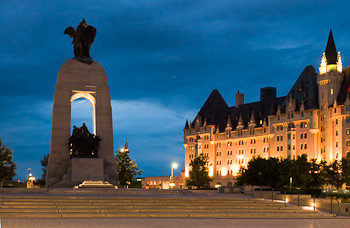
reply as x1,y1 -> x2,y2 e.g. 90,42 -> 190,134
46,20 -> 118,188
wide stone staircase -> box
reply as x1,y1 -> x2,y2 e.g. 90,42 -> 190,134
0,195 -> 332,218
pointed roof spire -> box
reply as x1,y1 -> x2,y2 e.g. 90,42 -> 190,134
249,111 -> 256,125
226,114 -> 232,129
237,113 -> 244,127
184,119 -> 189,129
325,29 -> 337,64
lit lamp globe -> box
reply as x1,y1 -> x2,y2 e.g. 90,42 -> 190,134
172,163 -> 178,169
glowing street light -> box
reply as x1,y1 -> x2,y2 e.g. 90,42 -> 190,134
170,163 -> 178,189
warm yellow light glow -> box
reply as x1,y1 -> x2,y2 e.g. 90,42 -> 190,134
237,155 -> 244,159
28,176 -> 35,181
221,168 -> 227,176
185,169 -> 189,178
231,164 -> 240,174
337,51 -> 342,72
319,52 -> 327,74
169,182 -> 175,187
172,163 -> 178,169
71,91 -> 96,135
215,184 -> 221,188
209,166 -> 214,177
302,206 -> 314,211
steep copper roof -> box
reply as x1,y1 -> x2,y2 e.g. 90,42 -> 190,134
190,89 -> 285,131
281,65 -> 318,111
189,66 -> 319,132
191,89 -> 229,131
337,66 -> 350,104
325,30 -> 337,64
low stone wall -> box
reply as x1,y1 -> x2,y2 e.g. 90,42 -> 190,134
254,191 -> 350,216
0,187 -> 189,195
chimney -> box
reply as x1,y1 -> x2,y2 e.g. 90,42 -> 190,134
236,91 -> 244,107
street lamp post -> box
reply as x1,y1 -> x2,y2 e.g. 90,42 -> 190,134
170,163 -> 178,189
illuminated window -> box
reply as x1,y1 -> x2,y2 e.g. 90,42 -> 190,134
347,129 -> 350,135
347,141 -> 350,146
331,88 -> 334,95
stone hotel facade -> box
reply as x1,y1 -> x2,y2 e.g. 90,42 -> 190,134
183,31 -> 350,187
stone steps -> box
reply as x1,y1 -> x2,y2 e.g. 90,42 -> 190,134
0,212 -> 331,218
0,195 -> 331,218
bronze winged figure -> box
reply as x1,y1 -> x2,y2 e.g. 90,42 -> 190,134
64,19 -> 96,64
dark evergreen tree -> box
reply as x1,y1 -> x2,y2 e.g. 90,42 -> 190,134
35,154 -> 49,186
309,159 -> 327,189
187,154 -> 212,189
324,159 -> 344,189
341,154 -> 350,187
40,154 -> 49,180
236,157 -> 279,188
116,142 -> 142,187
0,138 -> 16,184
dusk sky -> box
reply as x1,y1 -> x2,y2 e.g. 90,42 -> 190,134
1,0 -> 350,181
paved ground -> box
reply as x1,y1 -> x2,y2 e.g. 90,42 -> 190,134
2,217 -> 350,228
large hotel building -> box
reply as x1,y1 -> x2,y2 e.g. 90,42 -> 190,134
183,30 -> 350,187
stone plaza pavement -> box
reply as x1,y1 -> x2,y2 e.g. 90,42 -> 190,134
2,218 -> 350,228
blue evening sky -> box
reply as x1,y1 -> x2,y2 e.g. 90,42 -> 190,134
1,0 -> 350,180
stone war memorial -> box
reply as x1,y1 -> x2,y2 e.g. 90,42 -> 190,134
46,19 -> 118,188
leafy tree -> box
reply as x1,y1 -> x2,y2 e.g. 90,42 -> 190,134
342,154 -> 350,186
116,143 -> 142,187
187,154 -> 212,189
41,154 -> 49,180
324,159 -> 343,189
36,154 -> 49,186
309,159 -> 327,189
278,155 -> 312,189
236,157 -> 279,188
0,138 -> 17,184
